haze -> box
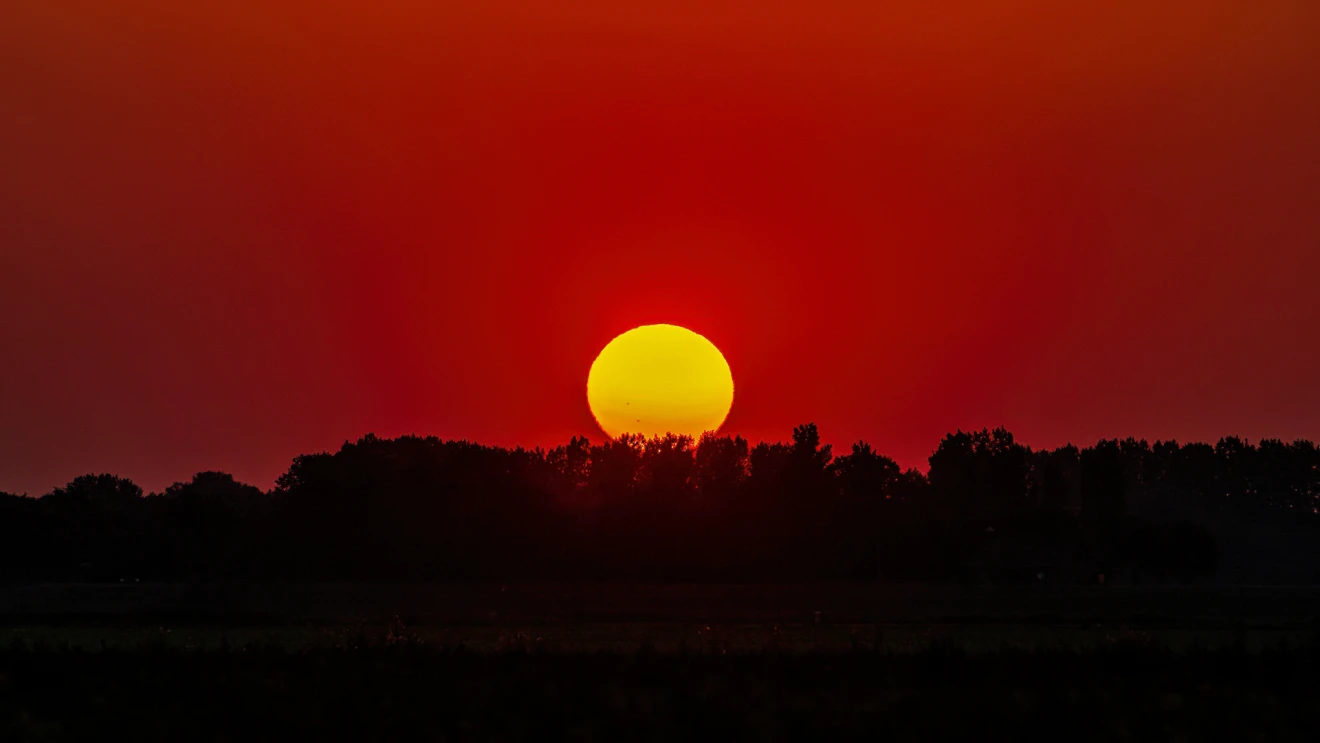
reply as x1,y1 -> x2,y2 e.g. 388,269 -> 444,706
2,0 -> 1318,495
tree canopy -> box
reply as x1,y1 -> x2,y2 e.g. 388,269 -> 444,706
3,427 -> 1317,584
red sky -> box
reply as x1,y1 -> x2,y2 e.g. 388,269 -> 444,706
3,1 -> 1318,495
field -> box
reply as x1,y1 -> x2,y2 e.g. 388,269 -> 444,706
6,582 -> 1320,626
4,584 -> 1320,740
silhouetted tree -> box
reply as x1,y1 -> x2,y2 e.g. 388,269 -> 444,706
833,442 -> 902,500
639,433 -> 696,501
0,492 -> 41,580
38,474 -> 147,579
1081,440 -> 1125,529
694,432 -> 749,501
547,436 -> 591,504
928,428 -> 1032,524
590,434 -> 644,500
1031,445 -> 1080,514
790,422 -> 834,488
45,473 -> 144,510
152,472 -> 268,578
7,426 -> 1318,584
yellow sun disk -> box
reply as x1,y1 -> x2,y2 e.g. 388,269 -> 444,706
587,324 -> 734,440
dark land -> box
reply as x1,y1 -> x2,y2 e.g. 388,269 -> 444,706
5,582 -> 1320,741
4,427 -> 1320,739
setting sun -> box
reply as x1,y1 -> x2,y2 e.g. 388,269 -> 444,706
587,324 -> 734,440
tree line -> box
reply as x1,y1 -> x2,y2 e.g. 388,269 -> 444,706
2,426 -> 1317,583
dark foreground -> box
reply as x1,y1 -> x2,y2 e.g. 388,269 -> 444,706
3,637 -> 1320,741
5,584 -> 1320,740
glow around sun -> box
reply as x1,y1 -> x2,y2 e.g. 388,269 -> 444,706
587,324 -> 734,440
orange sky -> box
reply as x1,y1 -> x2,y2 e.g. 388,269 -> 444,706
2,1 -> 1318,494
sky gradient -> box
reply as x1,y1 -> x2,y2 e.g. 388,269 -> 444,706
3,1 -> 1318,495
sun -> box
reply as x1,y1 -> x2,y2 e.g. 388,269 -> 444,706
587,324 -> 734,440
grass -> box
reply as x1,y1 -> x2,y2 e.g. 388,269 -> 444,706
4,583 -> 1320,740
1,621 -> 1317,655
2,636 -> 1319,742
